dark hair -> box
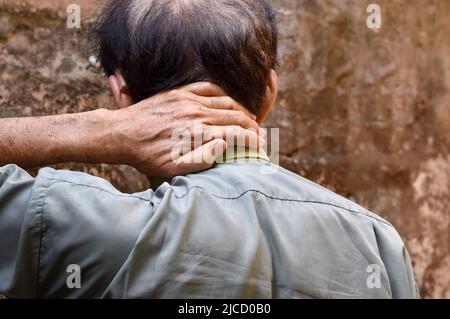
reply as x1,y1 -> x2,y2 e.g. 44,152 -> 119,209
90,0 -> 278,115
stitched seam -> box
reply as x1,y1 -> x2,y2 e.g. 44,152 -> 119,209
35,170 -> 54,298
172,186 -> 392,227
40,176 -> 154,203
40,176 -> 391,227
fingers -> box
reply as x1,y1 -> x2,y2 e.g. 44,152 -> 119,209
181,82 -> 227,97
180,82 -> 258,120
194,95 -> 257,120
174,139 -> 228,174
202,108 -> 260,132
202,126 -> 265,149
173,125 -> 265,160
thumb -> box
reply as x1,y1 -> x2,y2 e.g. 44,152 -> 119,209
174,139 -> 227,175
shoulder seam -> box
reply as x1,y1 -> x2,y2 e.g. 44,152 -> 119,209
40,175 -> 391,227
172,186 -> 393,227
40,176 -> 154,204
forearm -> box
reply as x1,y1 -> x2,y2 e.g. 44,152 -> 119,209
0,109 -> 120,168
0,82 -> 262,177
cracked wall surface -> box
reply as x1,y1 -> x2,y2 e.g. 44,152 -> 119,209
1,0 -> 449,298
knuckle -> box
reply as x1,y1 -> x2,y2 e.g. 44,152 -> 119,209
236,114 -> 247,126
223,96 -> 233,105
167,89 -> 180,99
171,89 -> 190,102
209,96 -> 219,106
197,105 -> 209,115
189,107 -> 206,119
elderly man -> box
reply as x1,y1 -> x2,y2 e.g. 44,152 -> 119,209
0,0 -> 418,298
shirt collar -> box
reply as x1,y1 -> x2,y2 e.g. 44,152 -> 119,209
218,146 -> 270,164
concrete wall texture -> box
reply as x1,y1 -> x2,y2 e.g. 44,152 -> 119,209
0,0 -> 449,298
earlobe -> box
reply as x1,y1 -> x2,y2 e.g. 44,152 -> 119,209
108,75 -> 122,104
108,73 -> 134,109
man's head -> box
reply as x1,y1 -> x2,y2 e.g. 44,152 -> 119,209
90,0 -> 279,122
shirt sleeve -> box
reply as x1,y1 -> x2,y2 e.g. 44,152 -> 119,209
0,165 -> 38,298
373,221 -> 420,298
0,165 -> 156,298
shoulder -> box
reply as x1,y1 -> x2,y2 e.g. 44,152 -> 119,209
170,162 -> 395,228
35,167 -> 119,192
0,164 -> 33,183
34,167 -> 157,202
23,167 -> 156,297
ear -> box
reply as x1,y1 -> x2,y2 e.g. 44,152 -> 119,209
108,72 -> 134,109
258,69 -> 278,124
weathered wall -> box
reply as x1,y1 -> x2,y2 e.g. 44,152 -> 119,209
0,0 -> 449,298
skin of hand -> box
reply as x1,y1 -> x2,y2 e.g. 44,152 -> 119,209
109,82 -> 265,177
0,82 -> 264,178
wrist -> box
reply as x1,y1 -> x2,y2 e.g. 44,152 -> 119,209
82,108 -> 126,165
103,107 -> 140,167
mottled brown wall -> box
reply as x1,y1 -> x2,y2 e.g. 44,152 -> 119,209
0,0 -> 449,298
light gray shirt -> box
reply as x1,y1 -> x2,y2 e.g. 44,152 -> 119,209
0,152 -> 419,298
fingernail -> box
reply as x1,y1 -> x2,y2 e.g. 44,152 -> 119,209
213,140 -> 227,157
251,114 -> 257,120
